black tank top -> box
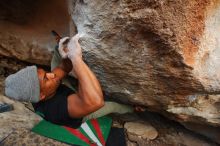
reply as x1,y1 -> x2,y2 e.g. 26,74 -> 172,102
32,84 -> 82,128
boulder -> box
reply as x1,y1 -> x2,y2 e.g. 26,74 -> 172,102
1,128 -> 69,146
0,95 -> 42,141
121,112 -> 218,146
0,0 -> 73,65
124,121 -> 158,140
69,0 -> 220,142
1,0 -> 220,143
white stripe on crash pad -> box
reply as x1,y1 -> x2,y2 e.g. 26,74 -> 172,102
81,122 -> 103,146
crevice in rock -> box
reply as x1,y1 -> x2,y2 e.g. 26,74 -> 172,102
1,0 -> 220,145
0,0 -> 72,65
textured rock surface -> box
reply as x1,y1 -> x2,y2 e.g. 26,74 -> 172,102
1,128 -> 69,146
124,121 -> 158,140
70,0 -> 219,116
69,0 -> 220,142
113,112 -> 218,146
1,0 -> 220,144
0,0 -> 73,65
0,95 -> 42,141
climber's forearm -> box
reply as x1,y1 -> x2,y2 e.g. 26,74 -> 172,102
59,58 -> 73,74
71,57 -> 104,107
52,58 -> 73,80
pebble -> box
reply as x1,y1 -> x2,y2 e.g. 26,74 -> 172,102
124,121 -> 158,140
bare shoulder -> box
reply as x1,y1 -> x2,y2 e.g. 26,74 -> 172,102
66,93 -> 104,118
66,93 -> 86,118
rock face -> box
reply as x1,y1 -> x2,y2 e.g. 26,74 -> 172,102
120,112 -> 218,146
0,0 -> 73,65
1,128 -> 69,146
69,0 -> 220,142
0,95 -> 42,141
124,121 -> 158,140
1,0 -> 220,144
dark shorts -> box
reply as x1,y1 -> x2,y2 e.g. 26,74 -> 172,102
32,84 -> 82,128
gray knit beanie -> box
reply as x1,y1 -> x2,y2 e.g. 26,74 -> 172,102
5,66 -> 40,103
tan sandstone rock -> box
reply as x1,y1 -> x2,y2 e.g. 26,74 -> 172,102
69,0 -> 220,143
1,128 -> 68,146
1,0 -> 220,144
124,121 -> 158,140
0,0 -> 73,65
0,95 -> 42,141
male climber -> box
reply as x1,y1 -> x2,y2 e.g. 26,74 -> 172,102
4,34 -> 134,128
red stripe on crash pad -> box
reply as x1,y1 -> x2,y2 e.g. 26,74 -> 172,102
63,126 -> 96,146
91,119 -> 105,145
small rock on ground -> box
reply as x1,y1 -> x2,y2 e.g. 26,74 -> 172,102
124,121 -> 158,140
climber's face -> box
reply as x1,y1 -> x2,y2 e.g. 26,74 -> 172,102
37,68 -> 61,100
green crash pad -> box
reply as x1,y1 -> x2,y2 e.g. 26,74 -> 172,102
32,116 -> 112,146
